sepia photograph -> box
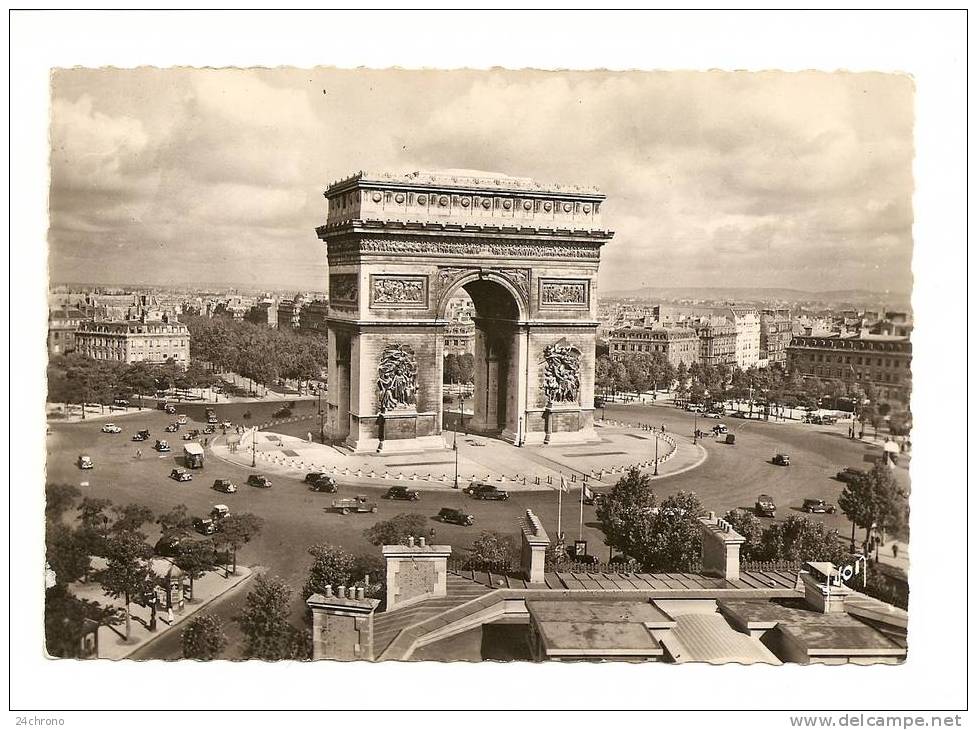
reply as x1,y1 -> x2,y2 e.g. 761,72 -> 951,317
9,8 -> 968,720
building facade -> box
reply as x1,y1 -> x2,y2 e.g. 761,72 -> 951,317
74,318 -> 191,369
443,322 -> 475,357
245,300 -> 279,327
696,319 -> 738,368
299,299 -> 330,336
787,334 -> 911,404
48,306 -> 88,356
760,308 -> 793,367
277,293 -> 306,329
729,306 -> 761,369
608,326 -> 699,368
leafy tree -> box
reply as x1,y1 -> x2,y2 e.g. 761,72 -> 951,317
363,513 -> 430,546
174,539 -> 216,600
45,585 -> 119,658
216,513 -> 264,575
157,504 -> 193,538
45,483 -> 81,522
758,515 -> 849,564
641,491 -> 704,572
110,503 -> 155,536
722,509 -> 764,561
457,353 -> 475,384
303,544 -> 357,599
595,467 -> 656,560
236,575 -> 305,660
465,531 -> 516,569
46,522 -> 92,585
182,614 -> 228,660
77,497 -> 114,555
838,463 -> 908,551
443,353 -> 461,384
98,531 -> 154,640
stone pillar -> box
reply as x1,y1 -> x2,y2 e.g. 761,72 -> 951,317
519,509 -> 551,584
698,512 -> 746,581
307,585 -> 380,661
382,538 -> 451,611
800,562 -> 853,614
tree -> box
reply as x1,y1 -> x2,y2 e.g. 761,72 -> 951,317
641,491 -> 704,572
216,513 -> 264,575
98,530 -> 153,640
157,504 -> 193,537
236,575 -> 305,660
46,522 -> 92,585
595,467 -> 656,560
722,509 -> 764,561
304,543 -> 357,599
363,513 -> 430,546
77,497 -> 114,555
174,539 -> 216,601
110,503 -> 155,535
457,353 -> 475,384
181,614 -> 227,660
46,483 -> 81,522
838,463 -> 908,551
758,515 -> 849,564
45,585 -> 119,658
443,353 -> 461,384
465,531 -> 516,569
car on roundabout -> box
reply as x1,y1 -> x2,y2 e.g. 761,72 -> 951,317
305,471 -> 327,484
170,468 -> 193,482
385,486 -> 421,501
802,498 -> 837,514
310,476 -> 339,493
466,482 -> 509,500
177,414 -> 189,425
154,440 -> 171,453
772,453 -> 791,466
755,494 -> 777,518
165,423 -> 179,433
101,423 -> 122,434
247,474 -> 272,489
77,455 -> 94,470
438,507 -> 474,526
132,429 -> 151,442
332,495 -> 378,514
212,479 -> 238,494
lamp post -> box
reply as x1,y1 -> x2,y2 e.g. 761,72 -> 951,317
250,427 -> 256,468
452,431 -> 460,490
460,394 -> 467,436
653,431 -> 659,476
318,387 -> 325,444
692,408 -> 698,445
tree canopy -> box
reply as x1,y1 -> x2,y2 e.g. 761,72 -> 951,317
363,513 -> 430,546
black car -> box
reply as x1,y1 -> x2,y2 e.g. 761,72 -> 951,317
310,476 -> 339,493
467,482 -> 509,501
154,534 -> 184,557
247,474 -> 272,488
772,453 -> 791,466
438,507 -> 474,526
305,471 -> 327,484
755,494 -> 777,518
803,498 -> 837,514
836,467 -> 865,483
385,486 -> 420,501
192,517 -> 217,535
132,429 -> 150,442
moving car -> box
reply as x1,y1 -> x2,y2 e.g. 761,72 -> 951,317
836,467 -> 865,483
438,507 -> 475,526
206,408 -> 218,424
182,430 -> 200,441
132,429 -> 151,442
165,405 -> 177,415
202,425 -> 216,435
192,517 -> 217,535
711,423 -> 728,434
154,440 -> 171,452
77,455 -> 94,470
165,423 -> 179,433
305,471 -> 327,484
755,494 -> 777,518
154,534 -> 184,557
772,453 -> 791,466
705,411 -> 723,419
170,468 -> 193,482
384,486 -> 421,501
821,415 -> 838,425
310,476 -> 339,493
101,423 -> 122,434
802,498 -> 837,514
177,415 -> 189,425
212,479 -> 238,494
466,482 -> 510,500
331,495 -> 378,514
685,403 -> 704,412
247,474 -> 273,488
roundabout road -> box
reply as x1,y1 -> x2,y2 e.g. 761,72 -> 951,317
47,399 -> 907,659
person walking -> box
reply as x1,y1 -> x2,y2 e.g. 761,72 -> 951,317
136,448 -> 142,460
892,543 -> 899,559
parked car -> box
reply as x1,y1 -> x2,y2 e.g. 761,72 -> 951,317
202,425 -> 216,435
438,507 -> 475,526
154,440 -> 171,452
805,414 -> 823,425
170,468 -> 193,482
466,482 -> 510,500
78,454 -> 94,470
836,467 -> 865,483
685,403 -> 704,412
247,474 -> 272,488
192,517 -> 217,535
165,405 -> 177,415
772,453 -> 791,466
165,423 -> 179,433
305,471 -> 327,484
212,478 -> 238,494
802,498 -> 837,514
177,414 -> 189,425
755,494 -> 777,518
101,423 -> 122,434
821,415 -> 838,425
113,398 -> 129,407
154,534 -> 184,557
705,411 -> 723,419
331,495 -> 378,514
310,476 -> 339,493
384,486 -> 421,501
132,429 -> 151,442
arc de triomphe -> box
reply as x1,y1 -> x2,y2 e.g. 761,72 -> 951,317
315,170 -> 614,453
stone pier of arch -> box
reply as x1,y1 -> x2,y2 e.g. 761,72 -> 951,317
315,170 -> 614,454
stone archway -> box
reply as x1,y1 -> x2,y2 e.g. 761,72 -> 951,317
316,170 -> 614,453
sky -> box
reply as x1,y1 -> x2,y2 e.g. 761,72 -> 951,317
48,68 -> 914,295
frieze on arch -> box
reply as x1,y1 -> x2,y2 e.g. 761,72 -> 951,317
325,236 -> 602,266
436,266 -> 531,305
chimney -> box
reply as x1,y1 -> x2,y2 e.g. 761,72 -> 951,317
518,509 -> 551,584
306,585 -> 380,661
337,585 -> 346,599
382,540 -> 451,611
418,536 -> 426,547
698,513 -> 746,581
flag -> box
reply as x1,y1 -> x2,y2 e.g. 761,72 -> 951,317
582,483 -> 594,502
559,475 -> 569,492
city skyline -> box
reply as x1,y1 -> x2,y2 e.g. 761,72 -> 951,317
49,68 -> 914,294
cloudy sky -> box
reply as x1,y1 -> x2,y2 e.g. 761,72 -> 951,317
49,68 -> 914,294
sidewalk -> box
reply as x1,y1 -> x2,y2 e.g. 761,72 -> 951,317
210,423 -> 706,491
69,560 -> 254,660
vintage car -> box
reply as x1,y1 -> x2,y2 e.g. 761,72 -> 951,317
331,495 -> 378,514
384,486 -> 421,501
772,453 -> 791,466
466,482 -> 510,500
802,498 -> 837,514
77,455 -> 94,470
310,476 -> 339,493
247,474 -> 272,489
132,429 -> 151,442
165,423 -> 180,433
154,440 -> 171,453
101,423 -> 122,434
212,479 -> 238,494
755,494 -> 777,518
170,468 -> 193,482
438,507 -> 475,526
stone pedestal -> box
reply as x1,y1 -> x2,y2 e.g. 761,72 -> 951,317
307,585 -> 381,661
382,538 -> 452,611
519,510 -> 551,584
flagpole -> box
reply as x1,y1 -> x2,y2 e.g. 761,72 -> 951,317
578,479 -> 585,541
557,474 -> 564,541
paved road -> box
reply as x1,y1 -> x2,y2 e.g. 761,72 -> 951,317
47,399 -> 907,659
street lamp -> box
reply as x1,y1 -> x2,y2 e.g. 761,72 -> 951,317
653,431 -> 659,476
251,428 -> 256,468
318,387 -> 325,444
692,408 -> 698,445
460,394 -> 467,436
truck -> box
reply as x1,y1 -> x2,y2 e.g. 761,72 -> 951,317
331,495 -> 378,515
183,442 -> 205,469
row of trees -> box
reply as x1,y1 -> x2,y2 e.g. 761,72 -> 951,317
443,353 -> 475,385
183,314 -> 329,390
45,485 -> 264,657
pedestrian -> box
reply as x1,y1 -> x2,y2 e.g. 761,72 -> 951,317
204,437 -> 209,447
661,424 -> 666,434
429,527 -> 436,542
892,543 -> 899,559
307,431 -> 313,443
136,448 -> 142,459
